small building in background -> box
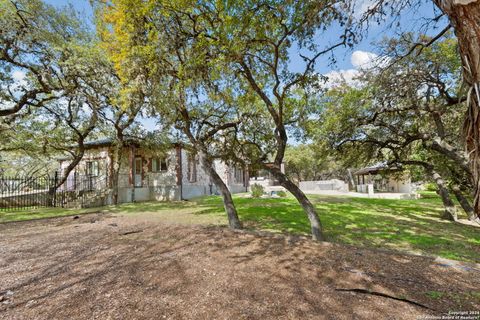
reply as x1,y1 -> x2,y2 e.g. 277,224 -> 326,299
353,163 -> 413,195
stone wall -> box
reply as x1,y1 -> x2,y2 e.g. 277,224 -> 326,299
59,147 -> 111,179
0,191 -> 49,208
299,179 -> 349,193
213,160 -> 247,193
58,146 -> 246,202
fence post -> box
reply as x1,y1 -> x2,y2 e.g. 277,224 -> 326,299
53,171 -> 58,207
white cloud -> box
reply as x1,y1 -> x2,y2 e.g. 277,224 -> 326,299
322,50 -> 374,88
322,50 -> 389,89
323,69 -> 360,88
351,50 -> 378,69
11,70 -> 28,89
12,70 -> 26,82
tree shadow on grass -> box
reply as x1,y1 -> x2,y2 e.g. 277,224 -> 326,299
227,195 -> 480,263
101,195 -> 479,262
312,198 -> 479,262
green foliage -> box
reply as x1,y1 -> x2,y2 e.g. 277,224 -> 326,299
0,0 -> 93,115
0,0 -> 120,175
313,85 -> 375,168
276,190 -> 287,198
285,144 -> 346,182
250,184 -> 265,198
423,183 -> 438,192
99,0 -> 356,169
312,34 -> 471,195
424,290 -> 480,305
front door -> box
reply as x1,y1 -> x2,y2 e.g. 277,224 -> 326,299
134,157 -> 143,187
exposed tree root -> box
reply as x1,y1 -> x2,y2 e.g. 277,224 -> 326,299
335,288 -> 433,310
120,230 -> 143,236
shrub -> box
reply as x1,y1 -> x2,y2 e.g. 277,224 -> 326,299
276,190 -> 287,198
250,184 -> 264,198
423,182 -> 437,191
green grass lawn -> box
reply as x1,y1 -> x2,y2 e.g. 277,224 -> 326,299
194,193 -> 480,262
1,192 -> 479,262
0,206 -> 102,223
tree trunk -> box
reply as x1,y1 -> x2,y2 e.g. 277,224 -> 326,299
428,138 -> 470,175
111,142 -> 123,205
347,168 -> 356,191
434,0 -> 480,219
48,144 -> 85,207
200,152 -> 242,229
55,144 -> 86,189
267,166 -> 324,241
451,185 -> 479,223
429,168 -> 457,221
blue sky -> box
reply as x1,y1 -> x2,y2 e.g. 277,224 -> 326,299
44,0 -> 445,73
43,0 -> 446,131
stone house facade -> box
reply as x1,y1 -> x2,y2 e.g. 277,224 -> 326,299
58,139 -> 248,203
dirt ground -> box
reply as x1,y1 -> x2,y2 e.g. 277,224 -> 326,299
0,212 -> 479,320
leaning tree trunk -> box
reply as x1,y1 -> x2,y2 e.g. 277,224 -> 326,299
434,0 -> 480,219
428,168 -> 457,221
267,166 -> 324,241
451,185 -> 479,223
199,152 -> 242,229
48,144 -> 86,207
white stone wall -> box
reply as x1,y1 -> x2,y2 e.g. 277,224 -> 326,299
248,178 -> 274,189
387,175 -> 412,193
146,150 -> 177,187
180,150 -> 212,199
59,147 -> 110,178
213,160 -> 246,193
300,179 -> 349,193
213,160 -> 229,184
356,174 -> 412,194
181,150 -> 210,186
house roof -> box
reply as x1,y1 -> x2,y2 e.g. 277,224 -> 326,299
83,138 -> 114,148
56,138 -> 144,161
83,137 -> 140,149
56,138 -> 181,161
353,163 -> 401,175
82,138 -> 182,149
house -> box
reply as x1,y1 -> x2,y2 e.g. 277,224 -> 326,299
353,163 -> 413,195
58,138 -> 248,204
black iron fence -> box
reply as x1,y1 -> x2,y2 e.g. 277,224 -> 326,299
0,173 -> 109,211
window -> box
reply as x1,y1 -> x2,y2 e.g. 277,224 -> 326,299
151,157 -> 168,172
86,161 -> 99,177
161,158 -> 167,171
234,167 -> 244,184
135,158 -> 142,174
187,153 -> 197,182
